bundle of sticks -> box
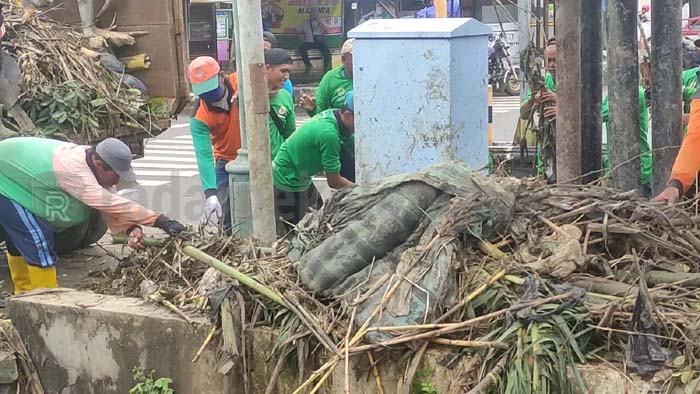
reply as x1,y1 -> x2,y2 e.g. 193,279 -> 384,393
0,1 -> 156,143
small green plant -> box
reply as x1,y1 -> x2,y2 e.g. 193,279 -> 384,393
129,367 -> 174,394
411,368 -> 439,394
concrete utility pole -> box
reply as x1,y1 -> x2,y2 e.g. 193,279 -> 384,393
607,0 -> 641,191
235,0 -> 277,245
555,0 -> 582,182
651,0 -> 683,195
227,0 -> 252,238
580,1 -> 603,184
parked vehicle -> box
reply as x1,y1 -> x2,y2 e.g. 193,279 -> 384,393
488,34 -> 521,96
683,16 -> 700,38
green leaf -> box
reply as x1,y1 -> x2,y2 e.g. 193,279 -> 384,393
90,98 -> 108,107
682,370 -> 694,384
51,111 -> 68,124
675,355 -> 687,368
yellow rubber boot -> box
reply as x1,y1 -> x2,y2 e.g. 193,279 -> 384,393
27,265 -> 58,289
6,254 -> 33,294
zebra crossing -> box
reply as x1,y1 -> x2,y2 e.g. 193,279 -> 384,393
492,95 -> 522,115
121,97 -> 521,192
116,134 -> 198,194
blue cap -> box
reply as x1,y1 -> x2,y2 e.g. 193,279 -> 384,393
344,90 -> 354,112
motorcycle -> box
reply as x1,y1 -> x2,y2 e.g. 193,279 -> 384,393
488,34 -> 521,96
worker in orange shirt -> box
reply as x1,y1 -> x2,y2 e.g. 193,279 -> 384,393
188,56 -> 241,231
655,73 -> 700,204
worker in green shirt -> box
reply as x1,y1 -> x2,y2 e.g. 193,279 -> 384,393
683,67 -> 698,128
300,38 -> 354,117
601,86 -> 652,197
299,39 -> 356,181
273,92 -> 355,231
265,48 -> 296,160
519,43 -> 557,177
520,43 -> 557,120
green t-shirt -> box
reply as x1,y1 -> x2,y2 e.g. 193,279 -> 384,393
273,109 -> 343,192
0,137 -> 88,230
601,86 -> 651,186
309,65 -> 353,116
269,89 -> 296,161
683,67 -> 698,88
683,67 -> 699,117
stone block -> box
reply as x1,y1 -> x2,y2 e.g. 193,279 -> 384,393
7,289 -> 238,394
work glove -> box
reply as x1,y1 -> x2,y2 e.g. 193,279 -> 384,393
201,195 -> 222,225
155,215 -> 187,236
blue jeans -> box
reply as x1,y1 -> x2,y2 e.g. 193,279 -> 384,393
215,159 -> 232,232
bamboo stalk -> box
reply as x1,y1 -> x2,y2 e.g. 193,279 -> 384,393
367,352 -> 385,394
149,295 -> 193,324
344,306 -> 357,394
479,241 -> 506,259
183,245 -> 288,308
548,201 -> 599,222
283,293 -> 341,357
435,269 -> 506,323
430,338 -> 509,349
466,355 -> 507,394
264,350 -> 288,394
192,326 -> 219,363
646,270 -> 700,287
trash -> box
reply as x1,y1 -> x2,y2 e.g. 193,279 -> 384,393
519,224 -> 584,278
94,172 -> 700,393
626,276 -> 671,374
0,6 -> 166,143
295,182 -> 440,295
291,162 -> 515,343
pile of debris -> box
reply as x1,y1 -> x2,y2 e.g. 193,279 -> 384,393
90,163 -> 700,393
0,1 -> 164,143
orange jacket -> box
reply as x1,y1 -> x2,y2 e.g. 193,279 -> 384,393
191,73 -> 241,161
670,98 -> 700,192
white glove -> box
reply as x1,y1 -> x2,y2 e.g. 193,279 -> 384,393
201,195 -> 222,225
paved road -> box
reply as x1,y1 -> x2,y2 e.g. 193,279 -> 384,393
119,95 -> 522,224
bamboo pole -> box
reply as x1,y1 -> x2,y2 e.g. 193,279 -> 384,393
192,326 -> 219,363
183,245 -> 288,308
430,338 -> 509,349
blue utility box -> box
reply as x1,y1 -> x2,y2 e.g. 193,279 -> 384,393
348,18 -> 491,183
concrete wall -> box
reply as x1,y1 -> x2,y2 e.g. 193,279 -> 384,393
8,289 -> 238,394
8,289 -> 648,394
